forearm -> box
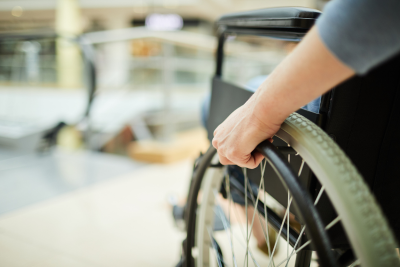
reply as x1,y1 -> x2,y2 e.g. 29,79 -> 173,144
251,26 -> 355,127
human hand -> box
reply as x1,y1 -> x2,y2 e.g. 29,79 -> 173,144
212,95 -> 281,169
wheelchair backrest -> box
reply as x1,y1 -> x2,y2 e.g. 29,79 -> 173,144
324,52 -> 400,241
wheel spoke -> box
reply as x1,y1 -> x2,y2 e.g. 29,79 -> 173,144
243,168 -> 249,267
287,148 -> 291,260
325,216 -> 341,230
244,164 -> 269,263
224,174 -> 238,267
295,240 -> 311,253
231,196 -> 248,242
348,259 -> 360,267
283,184 -> 328,265
314,186 -> 325,206
283,159 -> 307,266
213,189 -> 238,267
207,226 -> 225,267
260,160 -> 275,264
259,160 -> 276,267
261,183 -> 276,267
227,153 -> 344,267
287,191 -> 290,259
267,197 -> 293,267
227,193 -> 261,267
298,160 -> 305,177
244,161 -> 276,267
243,167 -> 267,267
283,226 -> 307,267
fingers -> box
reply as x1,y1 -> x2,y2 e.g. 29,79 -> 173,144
211,107 -> 273,169
252,151 -> 265,168
213,136 -> 234,165
219,153 -> 261,169
234,152 -> 264,169
216,147 -> 264,169
213,126 -> 220,138
213,135 -> 265,168
211,137 -> 218,150
218,154 -> 234,165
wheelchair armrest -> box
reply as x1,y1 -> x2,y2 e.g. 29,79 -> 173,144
217,7 -> 321,39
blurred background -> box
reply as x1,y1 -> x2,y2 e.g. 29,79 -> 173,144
0,0 -> 325,266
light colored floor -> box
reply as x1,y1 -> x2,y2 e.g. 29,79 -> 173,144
0,159 -> 192,267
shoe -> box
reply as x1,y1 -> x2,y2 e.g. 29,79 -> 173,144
278,209 -> 302,233
257,225 -> 279,256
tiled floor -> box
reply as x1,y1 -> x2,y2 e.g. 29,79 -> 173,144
0,149 -> 145,215
0,152 -> 192,267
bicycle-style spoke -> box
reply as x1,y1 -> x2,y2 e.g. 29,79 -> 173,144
280,157 -> 306,266
298,160 -> 305,177
325,216 -> 341,230
224,174 -> 238,267
284,167 -> 324,265
259,160 -> 274,262
220,152 -> 348,267
348,259 -> 360,267
261,184 -> 276,267
287,191 -> 290,259
243,161 -> 277,267
213,189 -> 238,267
284,188 -> 345,266
243,167 -> 249,267
207,226 -> 225,267
215,198 -> 261,267
242,164 -> 271,266
226,191 -> 261,267
282,226 -> 307,267
231,196 -> 248,242
295,240 -> 311,254
267,197 -> 293,267
259,160 -> 276,267
314,185 -> 325,206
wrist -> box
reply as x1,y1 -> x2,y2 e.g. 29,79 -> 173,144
252,93 -> 287,129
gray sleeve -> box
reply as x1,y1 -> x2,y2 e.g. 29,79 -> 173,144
316,0 -> 400,74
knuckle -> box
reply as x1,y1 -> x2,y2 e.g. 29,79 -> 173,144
227,148 -> 241,162
247,163 -> 257,169
219,156 -> 229,165
213,127 -> 220,137
212,138 -> 218,149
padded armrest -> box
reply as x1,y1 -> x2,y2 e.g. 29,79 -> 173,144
218,7 -> 321,31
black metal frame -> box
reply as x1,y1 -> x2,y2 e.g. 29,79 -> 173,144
182,7 -> 347,267
207,6 -> 343,237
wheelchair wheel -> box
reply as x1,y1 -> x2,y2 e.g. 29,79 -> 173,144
185,113 -> 400,267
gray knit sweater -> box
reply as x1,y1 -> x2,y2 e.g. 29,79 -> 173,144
316,0 -> 400,74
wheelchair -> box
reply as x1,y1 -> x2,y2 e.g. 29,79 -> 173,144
177,7 -> 400,267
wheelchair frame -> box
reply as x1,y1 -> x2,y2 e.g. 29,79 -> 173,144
180,6 -> 400,267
